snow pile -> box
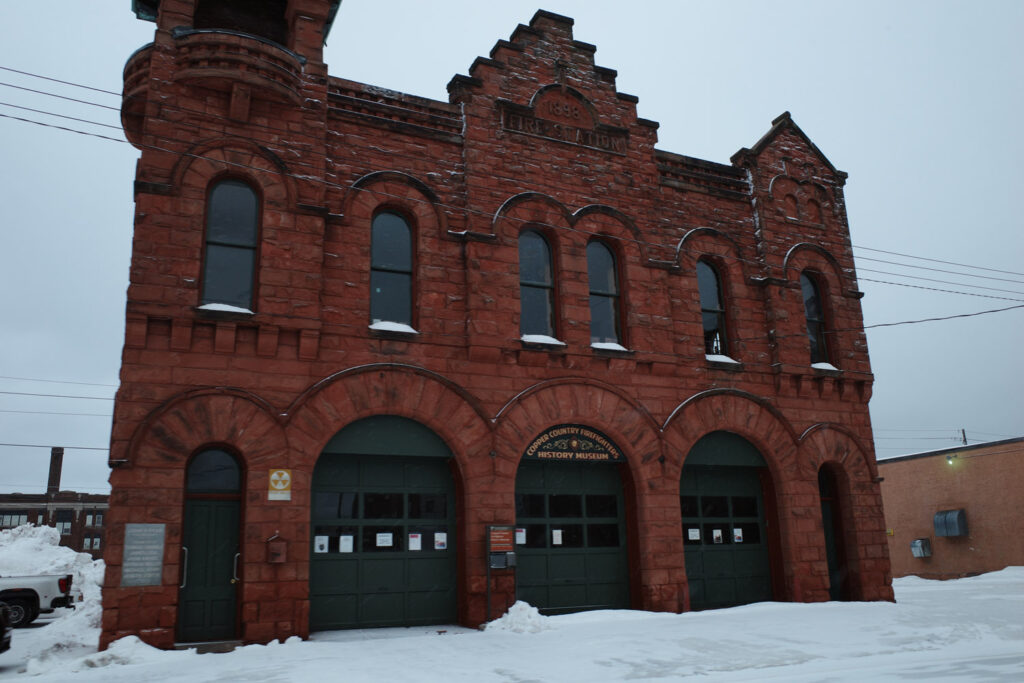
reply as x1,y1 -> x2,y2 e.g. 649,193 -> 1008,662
0,524 -> 106,673
484,600 -> 552,633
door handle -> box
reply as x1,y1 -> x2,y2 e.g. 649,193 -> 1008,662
231,552 -> 240,584
180,546 -> 189,588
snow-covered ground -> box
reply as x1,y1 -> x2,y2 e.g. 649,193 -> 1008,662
2,526 -> 1022,681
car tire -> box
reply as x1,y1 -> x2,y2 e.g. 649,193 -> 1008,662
6,600 -> 33,628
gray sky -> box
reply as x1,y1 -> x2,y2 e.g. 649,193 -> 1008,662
1,1 -> 1021,494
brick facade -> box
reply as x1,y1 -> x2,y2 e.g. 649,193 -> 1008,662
101,2 -> 893,649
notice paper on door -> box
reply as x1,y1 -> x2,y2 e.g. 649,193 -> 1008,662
314,535 -> 328,553
733,528 -> 743,543
408,533 -> 422,551
434,532 -> 447,550
712,528 -> 723,544
339,535 -> 353,553
376,532 -> 393,547
552,529 -> 563,546
516,527 -> 526,544
687,527 -> 701,541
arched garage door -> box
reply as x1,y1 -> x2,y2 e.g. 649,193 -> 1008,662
310,416 -> 457,630
681,431 -> 775,610
514,425 -> 630,615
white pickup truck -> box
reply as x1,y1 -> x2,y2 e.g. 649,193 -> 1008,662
0,574 -> 74,627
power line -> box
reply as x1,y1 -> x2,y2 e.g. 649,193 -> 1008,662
0,443 -> 108,451
857,278 -> 1024,303
0,100 -> 123,130
0,390 -> 115,401
0,409 -> 111,417
855,255 -> 1024,286
853,244 -> 1024,278
0,80 -> 121,111
0,375 -> 118,387
856,267 -> 1024,296
0,65 -> 122,97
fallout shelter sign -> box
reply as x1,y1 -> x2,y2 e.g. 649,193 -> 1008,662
523,424 -> 623,463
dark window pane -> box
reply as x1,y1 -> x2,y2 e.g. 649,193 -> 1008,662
187,449 -> 240,492
701,496 -> 729,517
521,524 -> 547,548
519,231 -> 552,285
733,522 -> 761,545
680,496 -> 699,518
363,493 -> 403,519
312,492 -> 340,519
370,270 -> 411,324
586,241 -> 617,295
549,494 -> 583,518
732,496 -> 758,517
551,524 -> 584,548
586,494 -> 618,518
703,524 -> 730,545
409,493 -> 447,519
801,273 -> 823,320
516,493 -> 546,518
362,526 -> 403,552
371,213 -> 412,271
587,523 -> 620,547
202,244 -> 255,309
702,312 -> 726,355
589,294 -> 619,344
696,261 -> 722,311
207,180 -> 258,246
520,285 -> 554,336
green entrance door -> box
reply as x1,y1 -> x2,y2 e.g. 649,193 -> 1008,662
310,417 -> 456,630
681,432 -> 773,611
515,460 -> 629,614
178,449 -> 242,642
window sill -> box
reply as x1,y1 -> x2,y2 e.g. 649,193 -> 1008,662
195,303 -> 255,320
811,362 -> 842,377
706,354 -> 744,372
592,342 -> 633,357
369,321 -> 419,340
519,334 -> 566,351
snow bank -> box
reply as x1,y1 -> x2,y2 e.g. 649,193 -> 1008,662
484,601 -> 552,633
0,524 -> 106,673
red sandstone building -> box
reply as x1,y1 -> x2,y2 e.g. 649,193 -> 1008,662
879,437 -> 1024,580
102,1 -> 893,649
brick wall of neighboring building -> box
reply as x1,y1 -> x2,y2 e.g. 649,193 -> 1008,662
878,438 -> 1024,579
101,1 -> 892,650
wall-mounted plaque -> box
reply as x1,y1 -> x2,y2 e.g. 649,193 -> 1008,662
121,523 -> 166,587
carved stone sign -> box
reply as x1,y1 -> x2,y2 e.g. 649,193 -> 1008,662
121,523 -> 166,587
523,424 -> 624,462
499,88 -> 628,155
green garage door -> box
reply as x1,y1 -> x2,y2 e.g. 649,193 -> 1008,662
310,417 -> 456,631
681,432 -> 773,611
515,460 -> 629,615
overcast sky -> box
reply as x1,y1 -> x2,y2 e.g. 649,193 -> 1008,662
1,1 -> 1021,494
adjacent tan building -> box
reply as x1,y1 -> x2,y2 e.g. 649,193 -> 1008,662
878,437 -> 1024,579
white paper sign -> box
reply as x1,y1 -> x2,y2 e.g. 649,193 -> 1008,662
516,528 -> 526,545
687,528 -> 701,541
409,533 -> 422,551
733,528 -> 743,543
712,528 -> 723,544
339,535 -> 353,553
434,532 -> 447,550
314,535 -> 329,553
376,532 -> 393,547
552,529 -> 563,546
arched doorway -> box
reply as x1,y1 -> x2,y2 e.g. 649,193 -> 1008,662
178,448 -> 243,642
309,416 -> 457,630
514,425 -> 631,615
680,431 -> 775,610
818,464 -> 851,600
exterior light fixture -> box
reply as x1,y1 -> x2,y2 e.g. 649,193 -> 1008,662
946,454 -> 956,465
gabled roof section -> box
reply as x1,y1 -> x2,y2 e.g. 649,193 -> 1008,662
732,111 -> 846,180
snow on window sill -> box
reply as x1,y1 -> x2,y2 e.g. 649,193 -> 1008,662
592,342 -> 630,352
520,334 -> 566,346
811,362 -> 839,371
369,321 -> 419,334
706,354 -> 740,364
197,303 -> 254,314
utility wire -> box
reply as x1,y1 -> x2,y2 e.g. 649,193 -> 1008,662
0,390 -> 115,400
0,375 -> 118,387
853,244 -> 1024,278
0,409 -> 112,417
0,443 -> 108,451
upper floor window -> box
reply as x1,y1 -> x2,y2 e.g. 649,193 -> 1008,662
518,230 -> 557,341
55,509 -> 73,536
0,511 -> 29,528
587,241 -> 622,347
194,0 -> 287,45
697,260 -> 728,356
370,212 -> 414,330
201,179 -> 259,311
800,272 -> 830,365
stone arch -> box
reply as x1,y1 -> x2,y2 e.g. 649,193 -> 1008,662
528,83 -> 600,128
492,192 -> 573,245
285,363 -> 491,482
782,243 -> 845,289
797,423 -> 878,482
662,389 -> 798,481
173,136 -> 295,208
342,170 -> 447,237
